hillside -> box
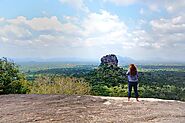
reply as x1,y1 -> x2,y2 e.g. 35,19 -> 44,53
0,94 -> 184,123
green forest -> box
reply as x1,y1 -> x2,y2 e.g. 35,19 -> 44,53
1,57 -> 185,101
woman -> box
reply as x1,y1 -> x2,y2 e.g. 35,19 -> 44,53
126,64 -> 139,102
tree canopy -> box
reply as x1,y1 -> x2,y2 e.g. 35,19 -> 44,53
0,57 -> 28,94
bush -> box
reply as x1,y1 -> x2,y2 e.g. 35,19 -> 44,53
91,84 -> 110,96
108,84 -> 128,97
0,57 -> 29,94
28,76 -> 90,95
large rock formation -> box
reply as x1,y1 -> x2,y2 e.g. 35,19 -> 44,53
100,54 -> 118,66
0,94 -> 185,123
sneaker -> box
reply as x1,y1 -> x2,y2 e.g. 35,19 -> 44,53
136,98 -> 139,102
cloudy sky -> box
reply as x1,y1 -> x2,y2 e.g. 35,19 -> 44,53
0,0 -> 185,62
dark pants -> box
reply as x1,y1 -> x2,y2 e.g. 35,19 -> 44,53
128,82 -> 139,98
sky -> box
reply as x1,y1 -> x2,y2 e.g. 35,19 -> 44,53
0,0 -> 185,62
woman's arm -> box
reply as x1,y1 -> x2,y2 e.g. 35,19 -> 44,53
126,69 -> 130,75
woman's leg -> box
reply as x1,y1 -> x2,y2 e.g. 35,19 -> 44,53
133,82 -> 139,101
128,82 -> 132,101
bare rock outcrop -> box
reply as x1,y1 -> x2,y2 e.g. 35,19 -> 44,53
100,54 -> 118,66
0,94 -> 185,123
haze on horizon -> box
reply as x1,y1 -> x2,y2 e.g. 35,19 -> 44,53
0,0 -> 185,63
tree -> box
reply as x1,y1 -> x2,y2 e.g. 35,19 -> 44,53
85,64 -> 127,95
0,57 -> 29,94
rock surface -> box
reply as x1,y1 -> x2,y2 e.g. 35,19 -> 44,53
0,94 -> 185,123
100,54 -> 118,66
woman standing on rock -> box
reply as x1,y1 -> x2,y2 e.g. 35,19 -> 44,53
126,64 -> 139,102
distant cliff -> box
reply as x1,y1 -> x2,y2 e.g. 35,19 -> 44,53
100,54 -> 118,66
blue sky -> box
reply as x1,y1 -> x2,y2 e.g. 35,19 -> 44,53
0,0 -> 185,62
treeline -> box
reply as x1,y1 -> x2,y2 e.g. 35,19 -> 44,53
26,63 -> 185,101
0,58 -> 90,95
82,65 -> 185,101
1,58 -> 185,101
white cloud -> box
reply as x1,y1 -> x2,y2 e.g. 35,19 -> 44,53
0,10 -> 133,58
148,4 -> 160,12
82,10 -> 127,35
146,0 -> 185,14
0,18 -> 5,22
143,0 -> 185,14
5,16 -> 65,32
59,0 -> 89,13
1,37 -> 8,43
139,8 -> 144,15
81,10 -> 130,47
1,8 -> 185,61
150,15 -> 185,34
0,24 -> 32,40
104,0 -> 185,15
104,0 -> 137,6
149,15 -> 185,52
28,16 -> 63,31
103,0 -> 162,13
164,0 -> 185,13
0,16 -> 82,49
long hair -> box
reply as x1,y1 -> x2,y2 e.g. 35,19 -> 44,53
129,64 -> 137,76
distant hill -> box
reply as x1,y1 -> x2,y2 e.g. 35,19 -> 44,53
11,56 -> 137,66
6,56 -> 185,65
117,55 -> 136,65
11,57 -> 99,65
